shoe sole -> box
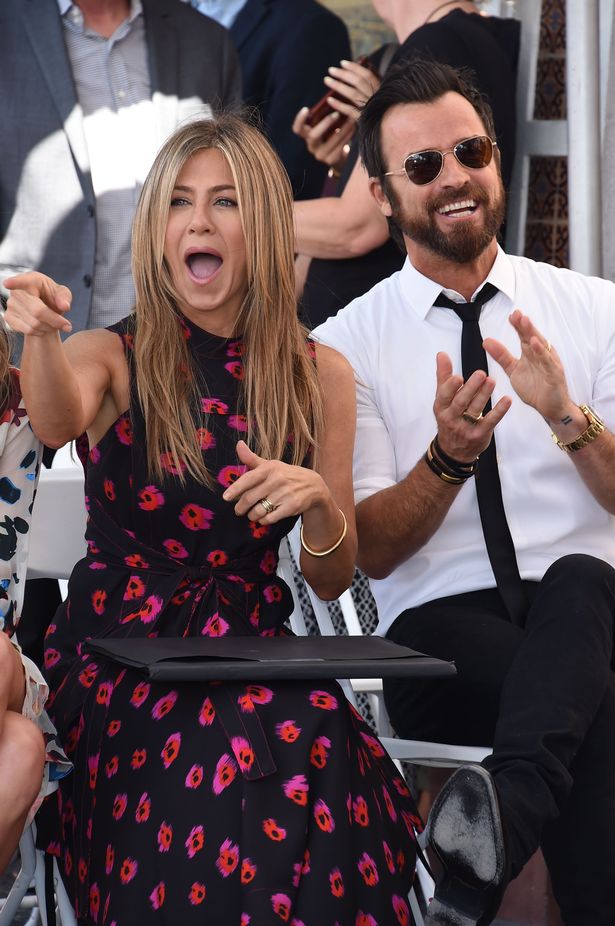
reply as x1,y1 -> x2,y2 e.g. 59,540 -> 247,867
424,765 -> 506,926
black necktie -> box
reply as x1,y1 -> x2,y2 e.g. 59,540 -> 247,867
435,283 -> 527,625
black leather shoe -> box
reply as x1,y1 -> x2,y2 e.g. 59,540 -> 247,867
424,765 -> 508,926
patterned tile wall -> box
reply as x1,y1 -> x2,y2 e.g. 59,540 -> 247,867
319,0 -> 395,58
525,0 -> 569,267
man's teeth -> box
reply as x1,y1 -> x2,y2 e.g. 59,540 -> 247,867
437,199 -> 477,215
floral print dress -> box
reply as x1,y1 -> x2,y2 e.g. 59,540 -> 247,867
43,315 -> 419,926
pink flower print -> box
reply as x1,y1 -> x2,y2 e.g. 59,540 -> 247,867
260,550 -> 277,575
160,451 -> 186,476
202,397 -> 228,415
196,427 -> 216,451
88,753 -> 99,791
263,584 -> 283,604
185,764 -> 204,789
249,602 -> 260,628
329,867 -> 344,898
262,818 -> 287,842
172,589 -> 191,605
123,575 -> 145,601
198,697 -> 216,726
78,858 -> 87,884
151,690 -> 177,720
382,785 -> 397,822
226,339 -> 244,357
112,793 -> 127,820
309,689 -> 338,711
139,594 -> 163,624
135,792 -> 151,823
89,883 -> 100,922
392,895 -> 410,925
115,417 -> 132,446
225,360 -> 244,380
231,736 -> 254,773
393,776 -> 410,797
283,775 -> 308,806
360,731 -> 386,758
185,825 -> 205,859
189,882 -> 206,905
103,478 -> 116,501
163,538 -> 189,559
277,720 -> 301,743
78,662 -> 98,689
179,503 -> 214,531
105,844 -> 114,876
105,755 -> 119,778
95,681 -> 112,707
207,549 -> 228,567
241,915 -> 251,926
89,446 -> 102,464
242,859 -> 257,884
228,414 -> 248,432
157,821 -> 172,853
271,893 -> 291,921
124,553 -> 149,568
358,853 -> 379,887
138,485 -> 165,511
107,719 -> 121,737
44,648 -> 60,669
314,799 -> 335,834
249,521 -> 269,539
161,733 -> 181,769
201,613 -> 229,637
89,561 -> 106,570
91,589 -> 107,615
246,684 -> 273,704
150,882 -> 165,911
216,839 -> 239,877
217,464 -> 247,488
383,841 -> 395,874
130,681 -> 151,708
213,753 -> 237,795
353,795 -> 369,826
355,915 -> 377,926
119,858 -> 138,884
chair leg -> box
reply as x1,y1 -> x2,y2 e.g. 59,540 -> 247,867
0,826 -> 37,925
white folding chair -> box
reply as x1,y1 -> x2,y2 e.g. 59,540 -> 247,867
0,446 -> 86,926
279,526 -> 491,920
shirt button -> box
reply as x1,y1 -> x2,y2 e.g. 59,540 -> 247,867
83,274 -> 92,288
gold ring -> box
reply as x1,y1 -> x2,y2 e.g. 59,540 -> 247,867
259,497 -> 276,514
462,412 -> 483,425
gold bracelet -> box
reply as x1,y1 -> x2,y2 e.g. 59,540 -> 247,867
551,404 -> 605,453
300,508 -> 347,557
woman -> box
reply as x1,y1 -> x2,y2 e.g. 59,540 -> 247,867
0,319 -> 68,872
5,115 -> 418,924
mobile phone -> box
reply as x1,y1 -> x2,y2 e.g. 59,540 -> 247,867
305,54 -> 375,142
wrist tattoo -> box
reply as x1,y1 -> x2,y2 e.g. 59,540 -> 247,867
561,415 -> 573,425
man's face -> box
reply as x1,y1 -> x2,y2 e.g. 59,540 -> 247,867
373,92 -> 505,266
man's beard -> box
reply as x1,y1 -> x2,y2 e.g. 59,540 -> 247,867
387,178 -> 506,264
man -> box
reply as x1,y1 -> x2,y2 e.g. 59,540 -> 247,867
0,0 -> 241,333
315,58 -> 615,926
294,0 -> 519,326
188,0 -> 351,200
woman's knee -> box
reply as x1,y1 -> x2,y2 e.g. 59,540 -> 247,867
0,632 -> 26,710
0,713 -> 45,807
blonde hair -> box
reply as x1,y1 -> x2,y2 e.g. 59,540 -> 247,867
131,114 -> 323,483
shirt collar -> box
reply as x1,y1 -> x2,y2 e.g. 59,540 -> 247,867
57,0 -> 143,25
401,245 -> 516,320
185,0 -> 248,29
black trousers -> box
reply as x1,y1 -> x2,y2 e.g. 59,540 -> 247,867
384,554 -> 615,926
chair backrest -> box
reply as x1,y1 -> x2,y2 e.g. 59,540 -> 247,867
27,451 -> 88,581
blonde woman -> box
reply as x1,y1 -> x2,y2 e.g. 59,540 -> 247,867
0,320 -> 69,871
5,115 -> 418,924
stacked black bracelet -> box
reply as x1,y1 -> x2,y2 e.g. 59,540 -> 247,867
424,436 -> 478,485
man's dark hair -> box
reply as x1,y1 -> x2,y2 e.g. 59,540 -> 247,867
358,55 -> 497,182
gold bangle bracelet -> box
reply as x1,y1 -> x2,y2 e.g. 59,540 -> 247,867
300,508 -> 347,557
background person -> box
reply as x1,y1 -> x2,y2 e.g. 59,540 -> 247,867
5,115 -> 419,924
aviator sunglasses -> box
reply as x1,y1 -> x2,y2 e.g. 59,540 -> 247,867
383,135 -> 497,186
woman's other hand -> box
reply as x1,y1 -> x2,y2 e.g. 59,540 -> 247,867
4,272 -> 72,336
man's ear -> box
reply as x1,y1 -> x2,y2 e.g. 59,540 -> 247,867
368,176 -> 393,217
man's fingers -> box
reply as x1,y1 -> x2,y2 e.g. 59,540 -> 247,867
485,395 -> 512,428
483,336 -> 516,375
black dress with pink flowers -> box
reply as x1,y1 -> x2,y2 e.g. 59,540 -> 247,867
42,314 -> 419,926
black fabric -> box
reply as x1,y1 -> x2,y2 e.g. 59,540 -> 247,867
301,10 -> 520,328
385,554 -> 615,924
435,284 -> 527,625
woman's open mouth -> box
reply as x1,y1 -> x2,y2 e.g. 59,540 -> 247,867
185,250 -> 223,283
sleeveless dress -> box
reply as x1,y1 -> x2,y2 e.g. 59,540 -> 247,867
43,315 -> 419,926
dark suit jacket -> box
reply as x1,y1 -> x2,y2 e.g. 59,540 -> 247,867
231,0 -> 351,200
0,0 -> 241,333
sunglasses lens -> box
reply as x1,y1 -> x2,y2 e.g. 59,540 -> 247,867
404,150 -> 443,185
456,136 -> 493,169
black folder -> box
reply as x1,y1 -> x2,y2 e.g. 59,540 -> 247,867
85,635 -> 456,682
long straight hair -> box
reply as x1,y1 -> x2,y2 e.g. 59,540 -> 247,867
130,114 -> 323,483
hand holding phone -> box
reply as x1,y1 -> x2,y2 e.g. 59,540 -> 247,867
304,55 -> 380,141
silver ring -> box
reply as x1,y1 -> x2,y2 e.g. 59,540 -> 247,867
259,497 -> 276,514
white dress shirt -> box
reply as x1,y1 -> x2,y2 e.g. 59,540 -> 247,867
315,248 -> 615,634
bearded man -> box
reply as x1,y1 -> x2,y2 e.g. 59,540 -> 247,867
315,57 -> 615,926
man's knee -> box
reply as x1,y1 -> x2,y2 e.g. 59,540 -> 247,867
543,553 -> 615,591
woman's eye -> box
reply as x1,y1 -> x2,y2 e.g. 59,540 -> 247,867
170,196 -> 190,207
215,197 -> 237,208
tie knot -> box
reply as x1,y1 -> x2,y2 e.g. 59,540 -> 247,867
434,282 -> 498,322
